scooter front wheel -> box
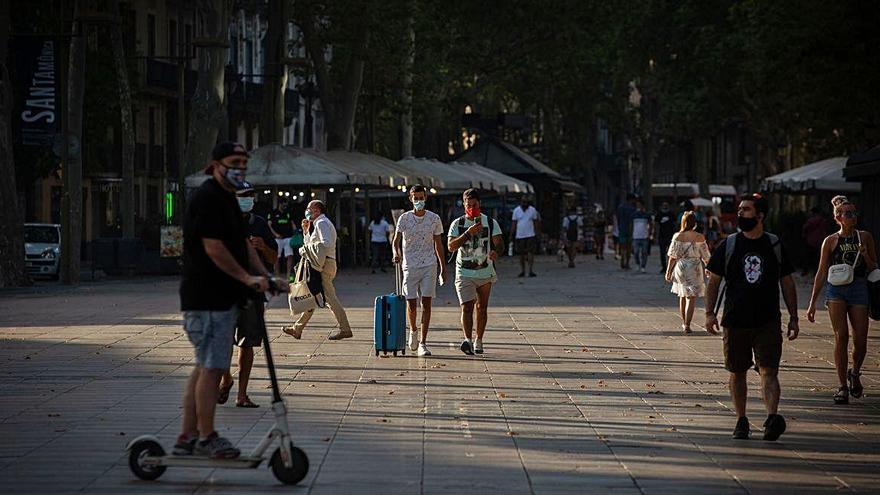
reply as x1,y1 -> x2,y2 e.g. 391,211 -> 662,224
128,439 -> 167,481
270,443 -> 309,485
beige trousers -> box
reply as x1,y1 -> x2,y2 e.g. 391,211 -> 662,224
293,259 -> 352,332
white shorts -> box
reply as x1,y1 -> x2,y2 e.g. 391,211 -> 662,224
402,264 -> 437,299
454,274 -> 496,304
277,238 -> 294,257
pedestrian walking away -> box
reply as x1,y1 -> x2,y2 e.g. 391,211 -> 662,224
665,211 -> 710,334
806,196 -> 877,404
268,198 -> 296,281
511,196 -> 541,277
449,189 -> 504,355
217,183 -> 279,409
593,206 -> 607,260
616,194 -> 637,269
177,142 -> 282,459
802,206 -> 828,276
283,200 -> 353,340
392,185 -> 448,357
705,193 -> 799,442
562,206 -> 583,268
368,213 -> 393,274
631,199 -> 653,273
656,201 -> 676,273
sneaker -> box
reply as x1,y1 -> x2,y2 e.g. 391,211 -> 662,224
640,267 -> 646,273
762,414 -> 786,441
517,272 -> 525,278
283,325 -> 303,339
474,339 -> 484,354
328,328 -> 354,340
408,329 -> 419,351
732,416 -> 750,439
172,434 -> 197,455
568,262 -> 575,268
460,339 -> 474,355
528,272 -> 537,277
417,343 -> 432,356
194,432 -> 240,459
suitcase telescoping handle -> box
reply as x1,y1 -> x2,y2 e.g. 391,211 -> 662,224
394,261 -> 403,297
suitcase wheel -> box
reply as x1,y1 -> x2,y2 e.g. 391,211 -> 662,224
393,351 -> 397,357
401,349 -> 405,356
375,350 -> 379,356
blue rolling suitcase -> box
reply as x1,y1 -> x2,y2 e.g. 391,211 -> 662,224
374,264 -> 406,356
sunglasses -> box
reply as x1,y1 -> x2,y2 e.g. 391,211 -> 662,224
841,211 -> 858,219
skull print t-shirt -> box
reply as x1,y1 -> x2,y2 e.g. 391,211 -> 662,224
707,232 -> 794,328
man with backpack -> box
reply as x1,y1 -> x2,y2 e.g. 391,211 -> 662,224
705,193 -> 800,442
448,189 -> 504,355
561,206 -> 583,268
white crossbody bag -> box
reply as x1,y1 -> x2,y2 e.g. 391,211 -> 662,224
827,230 -> 861,286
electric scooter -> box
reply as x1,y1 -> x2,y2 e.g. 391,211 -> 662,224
127,279 -> 309,485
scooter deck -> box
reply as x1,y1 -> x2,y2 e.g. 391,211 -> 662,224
146,455 -> 264,469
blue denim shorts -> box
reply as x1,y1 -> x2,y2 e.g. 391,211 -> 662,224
824,278 -> 869,307
183,307 -> 238,369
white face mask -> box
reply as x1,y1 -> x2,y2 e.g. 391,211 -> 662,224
237,197 -> 254,213
412,199 -> 426,211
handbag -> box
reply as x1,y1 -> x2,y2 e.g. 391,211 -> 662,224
868,268 -> 880,321
288,258 -> 324,315
827,231 -> 861,286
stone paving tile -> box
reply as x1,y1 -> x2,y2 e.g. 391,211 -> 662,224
0,254 -> 878,494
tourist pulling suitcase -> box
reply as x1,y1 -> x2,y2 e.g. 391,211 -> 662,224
374,262 -> 406,356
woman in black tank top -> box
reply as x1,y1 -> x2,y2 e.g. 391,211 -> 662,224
806,196 -> 877,404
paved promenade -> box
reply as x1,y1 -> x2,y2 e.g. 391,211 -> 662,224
1,254 -> 878,494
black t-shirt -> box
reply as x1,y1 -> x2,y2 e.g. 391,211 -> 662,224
707,233 -> 794,328
247,213 -> 276,248
269,208 -> 294,238
656,211 -> 675,241
180,178 -> 249,311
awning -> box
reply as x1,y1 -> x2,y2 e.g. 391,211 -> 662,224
652,183 -> 737,197
844,145 -> 880,180
761,157 -> 860,193
317,150 -> 413,188
396,158 -> 534,194
185,144 -> 349,188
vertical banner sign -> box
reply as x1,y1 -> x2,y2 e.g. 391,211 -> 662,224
13,38 -> 59,147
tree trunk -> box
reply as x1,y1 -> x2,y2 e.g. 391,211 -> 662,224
61,0 -> 86,284
696,138 -> 711,198
111,0 -> 136,238
184,0 -> 230,174
638,140 -> 656,211
396,6 -> 414,159
0,1 -> 29,287
302,12 -> 369,151
260,0 -> 287,145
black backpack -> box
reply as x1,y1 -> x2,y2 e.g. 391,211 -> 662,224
566,216 -> 579,242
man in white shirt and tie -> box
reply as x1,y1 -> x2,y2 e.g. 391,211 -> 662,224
283,200 -> 353,340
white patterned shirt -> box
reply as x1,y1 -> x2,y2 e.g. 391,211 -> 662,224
395,210 -> 443,269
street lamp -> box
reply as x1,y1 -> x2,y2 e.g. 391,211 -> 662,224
223,64 -> 240,141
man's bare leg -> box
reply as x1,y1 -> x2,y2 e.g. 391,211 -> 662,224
181,367 -> 200,437
460,300 -> 475,340
759,367 -> 780,415
236,346 -> 255,403
474,282 -> 492,340
420,296 -> 432,343
730,371 -> 748,418
196,368 -> 224,436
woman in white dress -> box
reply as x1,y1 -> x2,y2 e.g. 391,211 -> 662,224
665,211 -> 711,333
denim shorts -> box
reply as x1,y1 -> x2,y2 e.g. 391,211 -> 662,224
824,278 -> 869,306
183,307 -> 238,369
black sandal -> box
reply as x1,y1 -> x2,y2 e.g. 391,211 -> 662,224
848,370 -> 864,398
834,386 -> 849,405
217,380 -> 234,405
